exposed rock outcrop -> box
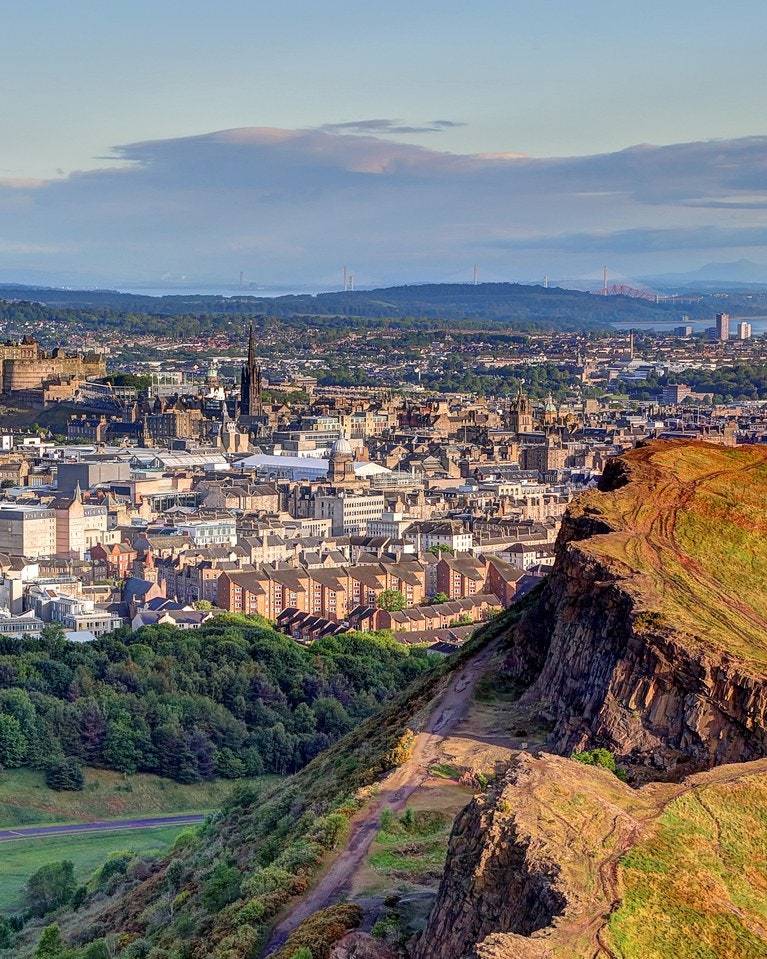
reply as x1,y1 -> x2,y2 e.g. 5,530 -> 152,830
414,753 -> 767,959
511,441 -> 767,771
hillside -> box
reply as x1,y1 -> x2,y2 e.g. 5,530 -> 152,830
511,441 -> 767,770
417,753 -> 767,959
0,281 -> 712,329
12,440 -> 767,959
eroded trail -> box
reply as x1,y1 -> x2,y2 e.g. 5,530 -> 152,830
263,638 -> 500,954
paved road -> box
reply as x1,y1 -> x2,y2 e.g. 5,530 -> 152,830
0,813 -> 205,842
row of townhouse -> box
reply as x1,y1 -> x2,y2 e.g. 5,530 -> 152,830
367,593 -> 503,633
217,557 -> 427,622
435,554 -> 527,606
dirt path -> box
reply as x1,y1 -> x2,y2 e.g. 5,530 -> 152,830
263,639 -> 500,955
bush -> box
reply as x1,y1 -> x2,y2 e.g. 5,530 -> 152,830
95,850 -> 134,887
385,729 -> 415,768
25,860 -> 75,917
34,924 -> 64,959
571,747 -> 618,774
272,903 -> 362,959
45,758 -> 85,791
202,862 -> 242,912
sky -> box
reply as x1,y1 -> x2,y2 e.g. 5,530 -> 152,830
1,0 -> 767,289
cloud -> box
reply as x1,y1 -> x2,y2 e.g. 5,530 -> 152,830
1,128 -> 766,285
318,118 -> 466,135
484,226 -> 767,254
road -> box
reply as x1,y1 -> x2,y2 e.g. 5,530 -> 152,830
264,637 -> 500,955
0,813 -> 205,842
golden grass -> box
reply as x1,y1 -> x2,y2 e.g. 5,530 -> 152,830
574,442 -> 767,665
608,771 -> 767,958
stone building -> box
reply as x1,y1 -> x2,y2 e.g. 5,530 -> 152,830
0,338 -> 105,393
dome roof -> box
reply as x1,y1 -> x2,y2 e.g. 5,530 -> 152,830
331,435 -> 353,456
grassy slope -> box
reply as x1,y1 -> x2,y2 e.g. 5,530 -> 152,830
0,769 -> 262,827
0,825 -> 187,914
609,770 -> 767,959
43,619 -> 515,959
454,754 -> 767,959
573,442 -> 767,665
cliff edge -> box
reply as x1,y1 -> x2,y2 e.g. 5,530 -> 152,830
512,440 -> 767,771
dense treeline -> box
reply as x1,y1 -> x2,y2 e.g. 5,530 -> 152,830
0,281 -> 739,341
411,358 -> 600,398
630,363 -> 767,403
0,615 -> 435,784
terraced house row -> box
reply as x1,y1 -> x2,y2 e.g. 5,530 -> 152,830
217,557 -> 427,620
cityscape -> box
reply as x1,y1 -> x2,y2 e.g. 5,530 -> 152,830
1,3 -> 766,959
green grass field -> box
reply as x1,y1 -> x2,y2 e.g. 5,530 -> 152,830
0,768 -> 260,827
0,824 -> 187,914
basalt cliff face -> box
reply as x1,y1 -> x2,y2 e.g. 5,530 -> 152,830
415,441 -> 767,959
512,441 -> 767,771
414,753 -> 767,959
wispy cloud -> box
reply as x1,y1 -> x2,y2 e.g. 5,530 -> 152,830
484,226 -> 767,254
318,118 -> 465,135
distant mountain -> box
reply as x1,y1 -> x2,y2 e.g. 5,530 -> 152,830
644,258 -> 767,289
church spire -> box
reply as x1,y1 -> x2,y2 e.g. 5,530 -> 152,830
247,322 -> 256,369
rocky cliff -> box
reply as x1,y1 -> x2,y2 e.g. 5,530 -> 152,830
415,440 -> 767,959
414,752 -> 767,959
511,441 -> 767,771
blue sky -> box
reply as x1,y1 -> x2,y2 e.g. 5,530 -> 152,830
1,1 -> 766,287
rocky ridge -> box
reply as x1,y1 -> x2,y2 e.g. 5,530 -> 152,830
511,441 -> 767,771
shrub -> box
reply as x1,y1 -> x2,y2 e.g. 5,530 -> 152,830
45,758 -> 85,791
385,729 -> 415,768
34,924 -> 64,959
272,903 -> 362,959
571,747 -> 619,775
95,850 -> 134,887
202,863 -> 242,912
25,860 -> 75,917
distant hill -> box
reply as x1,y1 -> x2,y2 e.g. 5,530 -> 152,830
645,258 -> 767,289
0,281 -> 713,330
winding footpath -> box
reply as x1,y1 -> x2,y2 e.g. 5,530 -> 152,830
264,637 -> 501,955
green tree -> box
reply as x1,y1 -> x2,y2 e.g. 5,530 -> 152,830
0,713 -> 27,767
214,747 -> 246,779
102,716 -> 138,773
25,861 -> 76,916
34,924 -> 65,959
41,623 -> 66,643
377,589 -> 406,612
429,592 -> 449,605
45,758 -> 85,791
192,599 -> 213,610
0,917 -> 13,949
202,862 -> 241,911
